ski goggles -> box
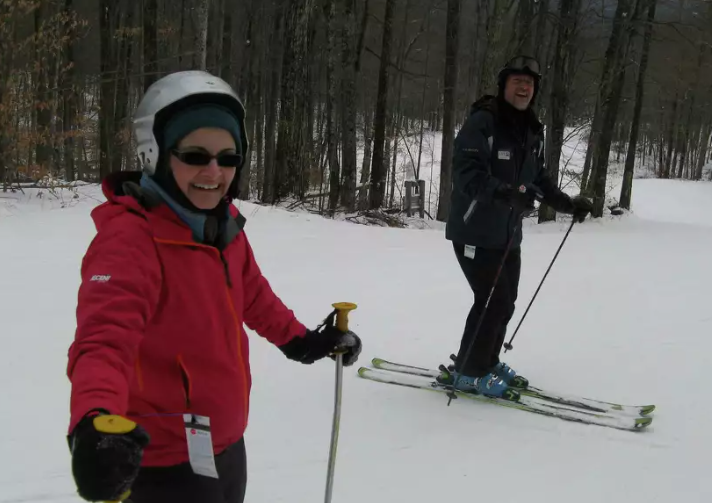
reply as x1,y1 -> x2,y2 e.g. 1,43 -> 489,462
171,149 -> 244,168
505,56 -> 541,76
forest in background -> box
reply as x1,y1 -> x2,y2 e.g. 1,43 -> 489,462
0,0 -> 711,222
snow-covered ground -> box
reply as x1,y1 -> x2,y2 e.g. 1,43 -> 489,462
2,139 -> 712,502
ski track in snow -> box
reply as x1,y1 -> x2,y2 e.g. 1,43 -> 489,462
2,140 -> 712,502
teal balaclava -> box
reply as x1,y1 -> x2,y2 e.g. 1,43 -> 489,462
151,103 -> 244,214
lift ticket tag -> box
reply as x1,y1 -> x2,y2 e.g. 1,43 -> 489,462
464,245 -> 476,259
184,414 -> 219,478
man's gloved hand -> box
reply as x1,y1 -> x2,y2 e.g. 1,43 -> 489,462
279,318 -> 362,367
68,410 -> 150,502
570,195 -> 593,223
495,183 -> 543,214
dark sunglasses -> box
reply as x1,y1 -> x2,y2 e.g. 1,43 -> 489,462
506,56 -> 541,75
171,149 -> 243,168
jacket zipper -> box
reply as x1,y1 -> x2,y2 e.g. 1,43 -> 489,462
153,238 -> 248,425
219,251 -> 232,288
177,355 -> 192,411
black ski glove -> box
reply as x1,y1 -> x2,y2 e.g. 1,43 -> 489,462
279,316 -> 362,366
495,183 -> 543,214
68,409 -> 150,502
569,195 -> 593,223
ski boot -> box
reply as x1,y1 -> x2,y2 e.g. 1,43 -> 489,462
447,354 -> 529,390
491,361 -> 529,389
436,365 -> 520,401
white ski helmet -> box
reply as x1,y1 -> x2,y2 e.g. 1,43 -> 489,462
132,70 -> 248,175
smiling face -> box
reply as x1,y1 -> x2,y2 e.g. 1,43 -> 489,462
169,128 -> 238,210
503,73 -> 535,110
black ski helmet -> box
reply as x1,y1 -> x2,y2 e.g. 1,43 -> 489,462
497,55 -> 542,103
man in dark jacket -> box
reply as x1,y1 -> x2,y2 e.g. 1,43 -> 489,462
442,55 -> 592,401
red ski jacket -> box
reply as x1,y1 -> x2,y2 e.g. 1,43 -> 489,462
67,172 -> 307,466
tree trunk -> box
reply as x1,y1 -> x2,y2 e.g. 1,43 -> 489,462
239,7 -> 257,200
387,109 -> 397,208
436,0 -> 461,222
62,0 -> 78,182
358,107 -> 373,210
588,0 -> 639,217
255,92 -> 265,197
510,0 -> 536,56
99,0 -> 118,179
678,43 -> 704,180
0,2 -> 8,185
694,122 -> 711,180
143,0 -> 158,91
368,0 -> 396,209
206,0 -> 221,73
676,96 -> 691,179
195,0 -> 209,70
662,94 -> 678,178
580,106 -> 598,192
387,0 -> 413,209
178,0 -> 186,68
275,0 -> 312,200
472,0 -> 488,99
340,0 -> 358,211
221,3 -> 234,81
261,0 -> 285,203
534,0 -> 551,63
34,2 -> 53,176
417,11 -> 432,181
540,0 -> 581,222
620,0 -> 657,210
112,4 -> 134,174
325,0 -> 341,213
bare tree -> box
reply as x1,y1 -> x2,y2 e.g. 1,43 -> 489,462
143,0 -> 158,91
586,0 -> 642,217
195,0 -> 209,70
369,0 -> 397,210
620,0 -> 657,209
436,0 -> 461,222
339,0 -> 359,211
539,0 -> 582,223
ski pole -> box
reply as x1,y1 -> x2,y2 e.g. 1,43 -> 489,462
503,218 -> 576,353
447,215 -> 523,406
324,302 -> 357,503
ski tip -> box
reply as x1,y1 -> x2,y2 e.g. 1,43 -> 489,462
606,403 -> 656,416
357,366 -> 370,377
634,416 -> 653,430
371,357 -> 387,366
640,405 -> 656,416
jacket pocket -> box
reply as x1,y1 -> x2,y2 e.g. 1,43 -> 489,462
466,201 -> 510,248
176,355 -> 192,410
463,199 -> 478,224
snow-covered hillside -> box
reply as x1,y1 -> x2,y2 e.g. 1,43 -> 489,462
2,141 -> 712,502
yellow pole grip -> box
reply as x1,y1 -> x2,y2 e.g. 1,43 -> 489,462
332,302 -> 357,332
93,415 -> 138,435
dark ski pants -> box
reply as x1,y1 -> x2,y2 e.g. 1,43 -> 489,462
127,437 -> 247,503
452,243 -> 521,377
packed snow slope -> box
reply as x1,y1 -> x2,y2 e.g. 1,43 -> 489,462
1,176 -> 711,503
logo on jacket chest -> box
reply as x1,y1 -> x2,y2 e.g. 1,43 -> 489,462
497,150 -> 512,160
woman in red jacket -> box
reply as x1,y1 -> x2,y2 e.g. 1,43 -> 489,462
66,70 -> 361,503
